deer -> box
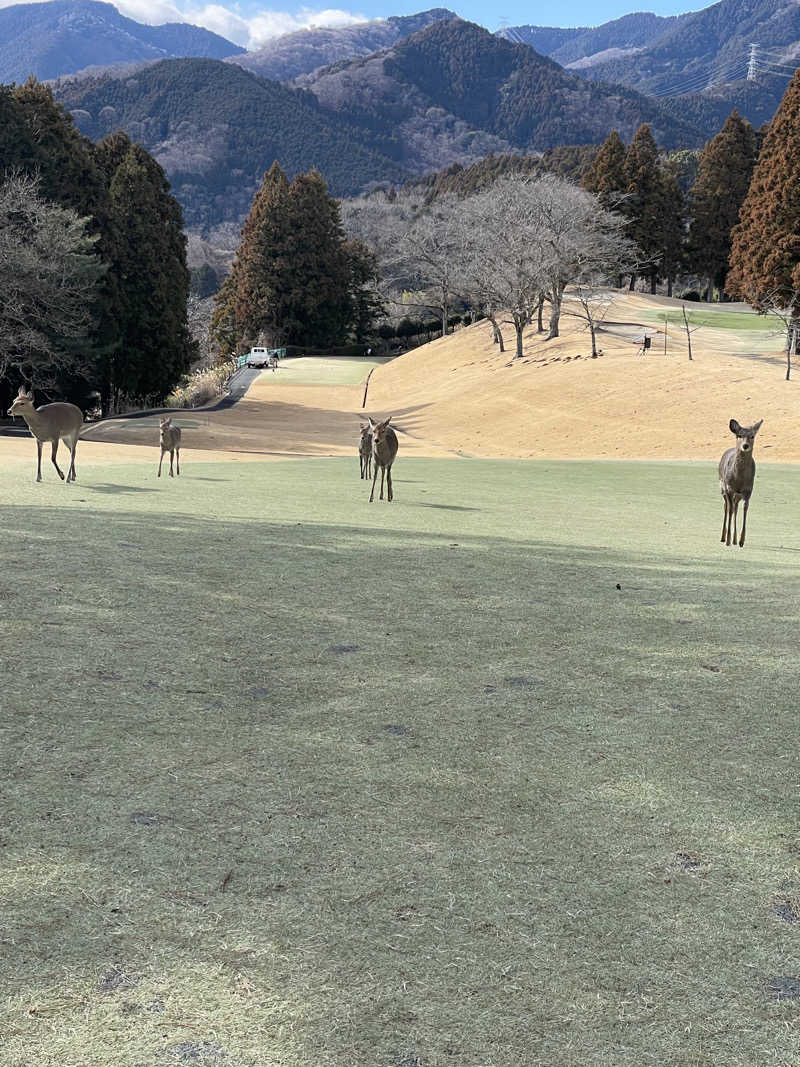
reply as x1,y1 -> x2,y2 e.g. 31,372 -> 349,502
7,387 -> 83,483
368,415 -> 398,502
158,416 -> 182,478
719,418 -> 763,548
359,423 -> 372,480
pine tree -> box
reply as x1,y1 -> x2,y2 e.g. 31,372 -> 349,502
282,169 -> 351,347
688,110 -> 757,300
105,137 -> 194,404
623,124 -> 664,292
215,165 -> 376,353
581,129 -> 626,211
659,162 -> 685,298
727,74 -> 800,315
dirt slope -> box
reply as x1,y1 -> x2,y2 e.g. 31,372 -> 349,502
5,291 -> 794,466
367,291 -> 795,462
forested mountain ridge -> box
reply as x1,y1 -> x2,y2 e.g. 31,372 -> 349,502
231,8 -> 457,82
54,58 -> 407,232
0,0 -> 243,83
504,12 -> 675,69
300,19 -> 705,162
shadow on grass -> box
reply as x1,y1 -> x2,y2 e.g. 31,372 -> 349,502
85,482 -> 158,494
2,502 -> 800,1067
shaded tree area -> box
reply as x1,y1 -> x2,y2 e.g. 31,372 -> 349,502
0,79 -> 194,413
687,110 -> 757,300
212,164 -> 382,356
727,72 -> 800,313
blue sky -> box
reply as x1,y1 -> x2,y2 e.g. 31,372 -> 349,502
0,0 -> 706,48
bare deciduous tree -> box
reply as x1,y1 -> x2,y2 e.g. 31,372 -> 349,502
0,172 -> 103,387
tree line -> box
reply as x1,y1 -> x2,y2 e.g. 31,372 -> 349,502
0,79 -> 194,415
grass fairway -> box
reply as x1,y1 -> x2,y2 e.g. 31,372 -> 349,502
3,455 -> 800,1067
261,356 -> 390,386
639,308 -> 775,333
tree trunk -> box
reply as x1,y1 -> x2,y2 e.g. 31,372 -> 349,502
537,293 -> 545,333
441,281 -> 448,337
667,276 -> 673,298
513,320 -> 524,358
489,313 -> 505,353
589,319 -> 598,357
650,273 -> 657,295
629,273 -> 636,291
547,287 -> 563,340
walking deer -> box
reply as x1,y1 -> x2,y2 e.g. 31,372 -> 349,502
719,418 -> 763,547
359,423 -> 372,480
158,416 -> 181,477
368,416 -> 398,502
7,387 -> 83,483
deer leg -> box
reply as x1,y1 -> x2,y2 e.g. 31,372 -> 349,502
169,449 -> 174,477
739,497 -> 749,548
67,440 -> 77,482
387,464 -> 393,502
369,462 -> 379,502
36,440 -> 43,482
50,441 -> 65,481
731,499 -> 739,547
721,493 -> 729,543
379,466 -> 386,500
176,448 -> 180,477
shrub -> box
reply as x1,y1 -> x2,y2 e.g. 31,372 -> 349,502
164,359 -> 236,409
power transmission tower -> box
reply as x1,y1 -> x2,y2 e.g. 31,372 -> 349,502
747,43 -> 758,81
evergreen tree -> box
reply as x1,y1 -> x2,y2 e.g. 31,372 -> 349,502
727,76 -> 800,314
581,129 -> 626,211
688,110 -> 757,300
659,162 -> 685,298
105,137 -> 194,405
623,124 -> 663,292
215,164 -> 378,353
344,238 -> 384,343
281,169 -> 351,347
232,161 -> 292,347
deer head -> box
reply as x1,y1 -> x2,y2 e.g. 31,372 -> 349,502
729,418 -> 763,455
368,416 -> 392,446
7,387 -> 34,417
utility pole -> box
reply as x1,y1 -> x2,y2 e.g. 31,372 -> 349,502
747,43 -> 758,81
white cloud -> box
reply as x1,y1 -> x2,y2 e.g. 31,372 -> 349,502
106,0 -> 369,49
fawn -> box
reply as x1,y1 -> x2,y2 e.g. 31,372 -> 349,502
368,416 -> 398,502
359,423 -> 373,480
7,387 -> 83,483
158,416 -> 182,477
719,418 -> 763,547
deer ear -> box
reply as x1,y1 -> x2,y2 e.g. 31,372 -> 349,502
384,415 -> 392,425
752,419 -> 763,433
367,418 -> 376,429
729,419 -> 741,435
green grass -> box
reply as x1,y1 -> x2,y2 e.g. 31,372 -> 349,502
257,356 -> 391,386
640,308 -> 777,333
2,455 -> 800,1066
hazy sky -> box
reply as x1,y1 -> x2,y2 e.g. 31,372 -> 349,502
0,0 -> 707,49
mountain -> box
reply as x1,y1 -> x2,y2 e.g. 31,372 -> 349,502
298,18 -> 705,173
230,8 -> 457,82
55,58 -> 406,231
0,0 -> 244,83
507,0 -> 800,130
502,13 -> 675,69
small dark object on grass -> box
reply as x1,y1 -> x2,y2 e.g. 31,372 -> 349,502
250,687 -> 269,698
616,583 -> 621,590
767,977 -> 800,1000
774,898 -> 800,923
676,851 -> 702,871
99,964 -> 136,992
383,724 -> 409,736
504,676 -> 538,688
329,644 -> 359,654
130,811 -> 161,826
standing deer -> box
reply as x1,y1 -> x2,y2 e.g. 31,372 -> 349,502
359,423 -> 372,480
158,416 -> 182,478
719,418 -> 763,547
368,415 -> 398,502
7,387 -> 83,483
